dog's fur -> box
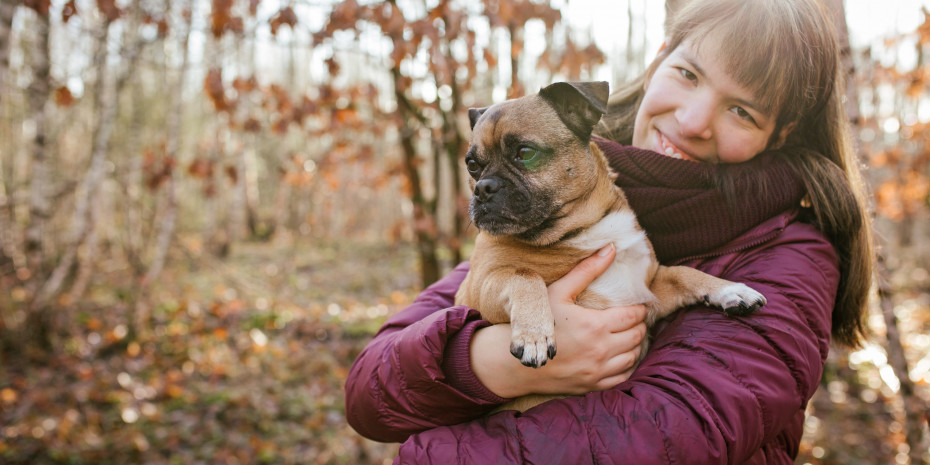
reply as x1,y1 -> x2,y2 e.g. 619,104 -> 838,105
455,81 -> 766,412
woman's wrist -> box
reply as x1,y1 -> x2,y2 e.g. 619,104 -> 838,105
470,324 -> 535,399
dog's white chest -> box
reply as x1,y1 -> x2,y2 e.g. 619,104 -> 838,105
563,210 -> 656,306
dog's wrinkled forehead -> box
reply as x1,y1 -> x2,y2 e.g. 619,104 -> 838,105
471,97 -> 568,154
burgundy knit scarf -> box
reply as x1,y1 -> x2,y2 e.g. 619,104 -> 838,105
593,137 -> 806,263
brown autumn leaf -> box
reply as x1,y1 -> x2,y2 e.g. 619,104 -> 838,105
232,76 -> 257,93
187,158 -> 214,179
54,86 -> 75,107
328,0 -> 361,31
875,180 -> 903,221
326,57 -> 341,76
211,0 -> 235,38
270,6 -> 297,35
906,76 -> 925,99
243,117 -> 261,133
97,0 -> 122,22
918,8 -> 930,45
333,107 -> 359,125
225,165 -> 239,184
377,2 -> 406,38
271,118 -> 289,135
870,151 -> 888,168
484,49 -> 498,68
23,0 -> 51,16
62,0 -> 78,23
204,68 -> 231,112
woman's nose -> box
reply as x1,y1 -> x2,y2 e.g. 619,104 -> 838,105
676,97 -> 714,140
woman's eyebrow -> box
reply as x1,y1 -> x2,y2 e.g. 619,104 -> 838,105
681,51 -> 768,116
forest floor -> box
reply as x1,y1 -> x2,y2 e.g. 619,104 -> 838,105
1,238 -> 927,464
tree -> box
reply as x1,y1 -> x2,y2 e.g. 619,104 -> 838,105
314,0 -> 603,286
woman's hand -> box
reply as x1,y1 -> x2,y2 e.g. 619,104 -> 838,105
470,244 -> 648,399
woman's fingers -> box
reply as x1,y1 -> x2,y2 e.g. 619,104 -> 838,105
601,304 -> 648,334
549,243 -> 615,301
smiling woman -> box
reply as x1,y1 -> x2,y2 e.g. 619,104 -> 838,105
345,0 -> 877,463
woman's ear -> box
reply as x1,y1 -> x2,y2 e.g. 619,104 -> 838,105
773,122 -> 797,149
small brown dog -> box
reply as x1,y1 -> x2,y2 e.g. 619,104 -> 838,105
455,81 -> 765,411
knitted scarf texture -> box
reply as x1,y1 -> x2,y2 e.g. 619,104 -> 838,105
593,137 -> 806,263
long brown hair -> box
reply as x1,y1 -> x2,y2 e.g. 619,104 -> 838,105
596,0 -> 874,347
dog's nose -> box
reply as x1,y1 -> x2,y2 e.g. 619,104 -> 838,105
475,178 -> 502,202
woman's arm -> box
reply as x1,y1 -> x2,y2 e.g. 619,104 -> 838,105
345,247 -> 648,442
344,263 -> 502,442
394,223 -> 838,464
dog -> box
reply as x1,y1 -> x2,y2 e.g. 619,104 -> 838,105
454,81 -> 766,412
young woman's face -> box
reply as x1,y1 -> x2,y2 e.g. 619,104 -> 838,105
632,38 -> 789,164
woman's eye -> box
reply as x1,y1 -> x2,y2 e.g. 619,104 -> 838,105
733,106 -> 757,124
678,67 -> 697,83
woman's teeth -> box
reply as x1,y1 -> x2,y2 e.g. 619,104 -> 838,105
660,136 -> 686,160
663,147 -> 683,159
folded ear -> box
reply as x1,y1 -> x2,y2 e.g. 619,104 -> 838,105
538,81 -> 609,140
468,107 -> 489,130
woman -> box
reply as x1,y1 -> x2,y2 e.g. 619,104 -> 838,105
345,0 -> 873,463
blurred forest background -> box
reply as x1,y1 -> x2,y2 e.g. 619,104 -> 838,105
0,0 -> 928,463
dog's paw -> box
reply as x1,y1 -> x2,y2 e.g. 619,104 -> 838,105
510,321 -> 556,368
704,283 -> 766,316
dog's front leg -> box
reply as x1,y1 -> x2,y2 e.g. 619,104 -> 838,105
649,265 -> 766,321
494,270 -> 556,368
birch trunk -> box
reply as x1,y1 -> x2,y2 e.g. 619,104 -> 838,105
0,0 -> 17,272
144,0 -> 190,286
0,0 -> 15,106
23,6 -> 51,283
33,19 -> 117,310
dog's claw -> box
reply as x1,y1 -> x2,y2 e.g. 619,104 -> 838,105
710,284 -> 766,317
510,327 -> 556,368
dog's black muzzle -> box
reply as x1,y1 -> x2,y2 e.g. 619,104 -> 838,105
474,177 -> 502,203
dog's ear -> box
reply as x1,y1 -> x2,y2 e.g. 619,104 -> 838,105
538,81 -> 609,140
468,107 -> 489,130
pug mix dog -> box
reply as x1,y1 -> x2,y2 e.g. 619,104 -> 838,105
455,81 -> 766,412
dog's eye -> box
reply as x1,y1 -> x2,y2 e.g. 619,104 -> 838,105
519,147 -> 539,162
518,147 -> 546,170
466,158 -> 481,175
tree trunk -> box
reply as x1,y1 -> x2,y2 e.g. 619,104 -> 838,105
17,6 -> 54,351
71,3 -> 147,300
438,45 -> 467,265
33,19 -> 117,311
0,0 -> 15,107
828,0 -> 926,462
144,0 -> 190,287
391,66 -> 440,288
0,0 -> 18,275
23,5 -> 52,285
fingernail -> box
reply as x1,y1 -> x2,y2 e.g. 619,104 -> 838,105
598,243 -> 615,256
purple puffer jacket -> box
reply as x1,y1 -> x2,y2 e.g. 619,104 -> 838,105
345,142 -> 838,464
345,210 -> 837,464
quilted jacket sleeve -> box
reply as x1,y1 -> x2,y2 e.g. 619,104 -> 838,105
345,262 -> 509,443
393,221 -> 839,465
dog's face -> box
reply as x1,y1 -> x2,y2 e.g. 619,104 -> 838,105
465,82 -> 609,242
